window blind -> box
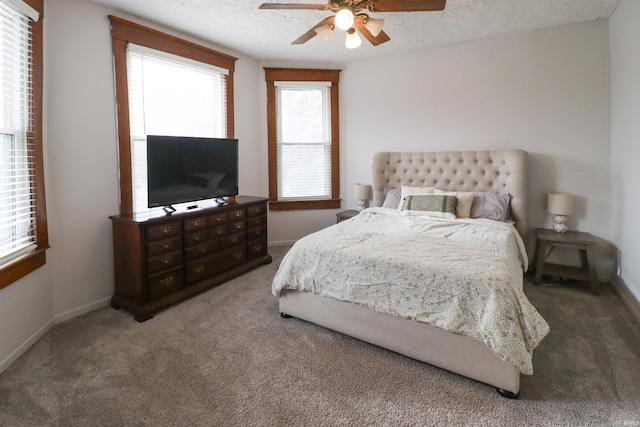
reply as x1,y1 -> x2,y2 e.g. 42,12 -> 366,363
275,84 -> 332,200
126,43 -> 228,213
0,0 -> 36,264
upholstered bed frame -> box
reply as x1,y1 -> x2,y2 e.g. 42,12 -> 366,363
279,149 -> 529,398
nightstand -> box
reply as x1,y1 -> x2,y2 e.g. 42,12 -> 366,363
534,228 -> 599,295
336,209 -> 359,223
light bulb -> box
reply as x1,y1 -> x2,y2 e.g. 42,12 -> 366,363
334,8 -> 355,31
345,28 -> 361,49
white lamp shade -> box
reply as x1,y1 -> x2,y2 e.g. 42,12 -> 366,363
345,28 -> 362,49
334,8 -> 355,31
548,192 -> 573,216
314,24 -> 334,43
364,17 -> 384,37
354,183 -> 371,200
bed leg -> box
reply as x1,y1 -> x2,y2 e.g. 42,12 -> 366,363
280,312 -> 293,319
497,388 -> 519,399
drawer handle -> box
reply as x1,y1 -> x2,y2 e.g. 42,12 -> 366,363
253,244 -> 262,252
234,223 -> 242,230
234,211 -> 242,217
193,265 -> 205,275
230,236 -> 238,243
215,216 -> 223,222
193,234 -> 202,241
254,229 -> 263,236
160,226 -> 172,234
255,207 -> 263,214
162,242 -> 172,249
216,229 -> 224,235
192,219 -> 202,227
160,277 -> 174,288
161,255 -> 172,264
233,252 -> 243,260
198,245 -> 207,253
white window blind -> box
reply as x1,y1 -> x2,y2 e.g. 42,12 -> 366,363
0,0 -> 36,264
126,43 -> 228,213
275,83 -> 332,200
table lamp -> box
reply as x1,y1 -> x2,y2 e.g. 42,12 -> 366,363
547,192 -> 573,233
355,183 -> 371,211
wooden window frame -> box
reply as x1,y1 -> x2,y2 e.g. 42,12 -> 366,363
109,16 -> 237,215
0,0 -> 48,289
264,68 -> 341,211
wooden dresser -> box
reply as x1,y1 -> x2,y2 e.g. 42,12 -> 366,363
110,196 -> 271,321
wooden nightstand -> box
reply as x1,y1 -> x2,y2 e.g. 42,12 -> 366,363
534,228 -> 599,295
336,209 -> 359,223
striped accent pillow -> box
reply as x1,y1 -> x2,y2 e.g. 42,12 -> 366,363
401,195 -> 458,219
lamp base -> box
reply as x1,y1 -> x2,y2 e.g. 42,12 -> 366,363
357,199 -> 366,212
553,214 -> 568,233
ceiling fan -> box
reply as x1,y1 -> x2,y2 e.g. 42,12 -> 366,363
259,0 -> 446,49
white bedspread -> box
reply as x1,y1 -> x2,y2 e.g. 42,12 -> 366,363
271,208 -> 550,375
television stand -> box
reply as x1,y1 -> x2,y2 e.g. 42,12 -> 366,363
110,196 -> 271,321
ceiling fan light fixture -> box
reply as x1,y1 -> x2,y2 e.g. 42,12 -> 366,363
314,23 -> 334,43
345,27 -> 361,49
334,8 -> 355,31
364,17 -> 384,37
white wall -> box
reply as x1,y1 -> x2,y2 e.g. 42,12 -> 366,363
343,21 -> 612,273
1,0 -> 264,373
265,21 -> 613,274
609,0 -> 640,312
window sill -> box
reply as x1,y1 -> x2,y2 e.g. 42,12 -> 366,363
269,199 -> 341,211
0,248 -> 47,289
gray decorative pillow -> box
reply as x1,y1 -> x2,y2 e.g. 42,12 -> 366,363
470,192 -> 511,221
401,195 -> 458,219
382,188 -> 401,209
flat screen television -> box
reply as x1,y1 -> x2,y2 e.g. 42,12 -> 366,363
146,135 -> 238,209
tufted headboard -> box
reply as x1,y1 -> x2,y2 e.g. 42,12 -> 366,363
371,150 -> 528,242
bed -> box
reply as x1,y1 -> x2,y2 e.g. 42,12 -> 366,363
272,150 -> 549,398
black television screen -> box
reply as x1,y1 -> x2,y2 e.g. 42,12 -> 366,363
146,135 -> 238,208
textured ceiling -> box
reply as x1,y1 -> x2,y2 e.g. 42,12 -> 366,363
88,0 -> 620,64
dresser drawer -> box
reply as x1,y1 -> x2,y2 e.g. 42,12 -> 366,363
146,222 -> 182,241
146,236 -> 182,257
185,247 -> 246,285
247,204 -> 266,217
147,266 -> 183,301
229,208 -> 246,221
184,230 -> 208,247
229,220 -> 246,233
209,224 -> 227,239
209,211 -> 229,225
247,226 -> 266,241
184,240 -> 219,261
248,237 -> 267,260
183,215 -> 208,232
146,250 -> 182,274
219,232 -> 245,250
247,215 -> 266,229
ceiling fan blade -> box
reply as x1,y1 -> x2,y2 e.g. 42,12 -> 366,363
292,16 -> 335,45
259,3 -> 330,10
368,0 -> 446,12
354,18 -> 390,46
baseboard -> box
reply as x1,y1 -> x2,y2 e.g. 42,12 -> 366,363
268,240 -> 296,247
611,276 -> 640,325
53,296 -> 112,324
0,318 -> 54,375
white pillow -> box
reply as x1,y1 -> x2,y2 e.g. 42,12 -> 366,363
433,189 -> 474,218
382,189 -> 402,209
398,186 -> 434,211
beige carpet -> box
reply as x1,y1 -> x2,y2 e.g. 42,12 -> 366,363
1,246 -> 639,426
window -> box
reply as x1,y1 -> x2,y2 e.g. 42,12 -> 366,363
0,0 -> 47,289
110,16 -> 237,215
265,68 -> 340,211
